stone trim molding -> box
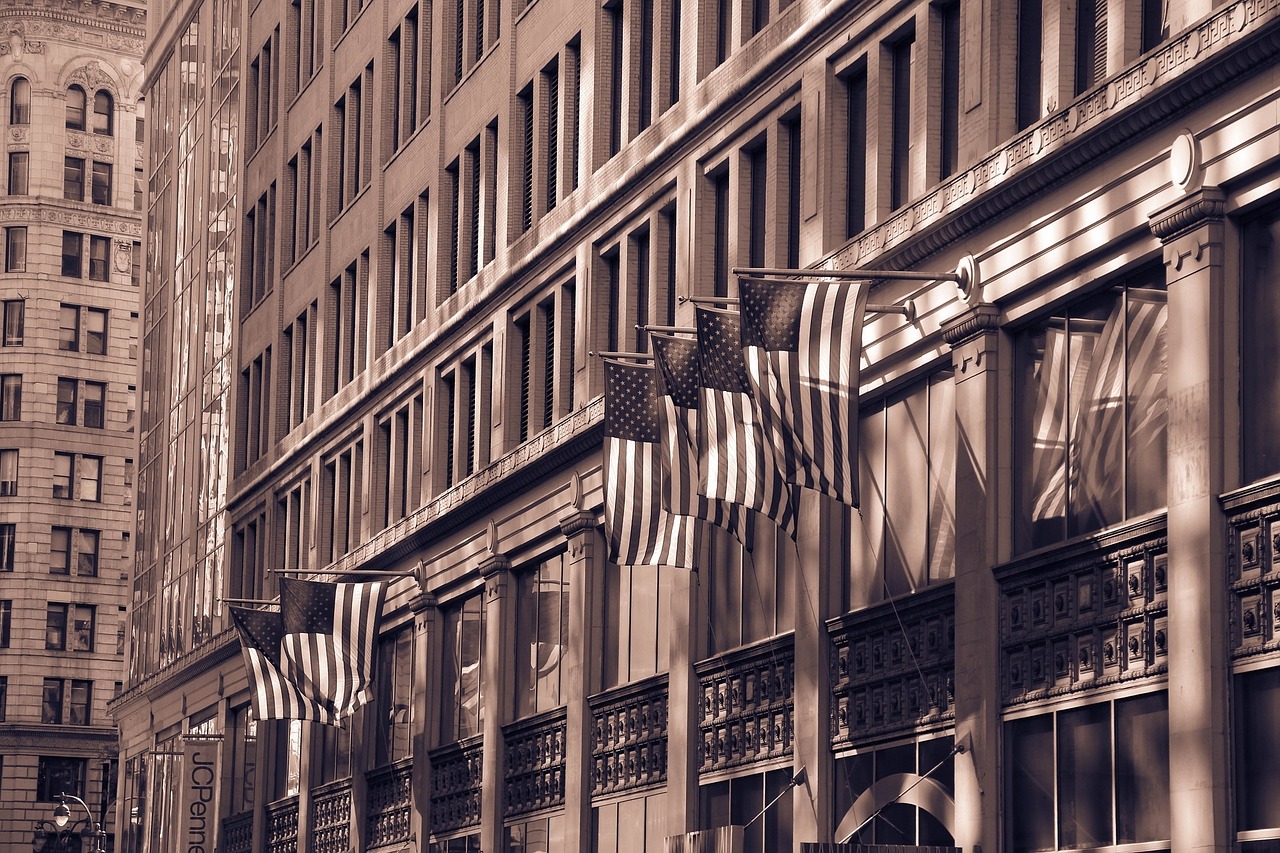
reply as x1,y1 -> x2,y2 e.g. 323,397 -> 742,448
1147,186 -> 1227,243
941,303 -> 1000,349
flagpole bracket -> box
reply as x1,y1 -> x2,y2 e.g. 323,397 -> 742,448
955,254 -> 981,306
866,300 -> 916,323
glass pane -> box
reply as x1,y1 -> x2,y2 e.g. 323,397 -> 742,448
1125,284 -> 1167,516
534,557 -> 566,711
1115,691 -> 1169,842
1016,322 -> 1068,550
1237,667 -> 1280,830
1057,703 -> 1113,848
875,743 -> 916,844
1067,290 -> 1124,536
1243,212 -> 1280,481
927,373 -> 956,582
852,406 -> 886,608
1008,714 -> 1056,851
885,384 -> 929,594
594,803 -> 618,853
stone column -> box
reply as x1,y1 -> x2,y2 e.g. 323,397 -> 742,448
560,506 -> 604,849
409,590 -> 438,846
667,560 -> 701,837
792,492 -> 835,850
942,303 -> 1005,853
478,553 -> 514,853
1148,186 -> 1231,853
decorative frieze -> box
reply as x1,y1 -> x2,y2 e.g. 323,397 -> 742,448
264,797 -> 299,853
429,738 -> 484,834
311,780 -> 351,853
998,525 -> 1168,706
366,758 -> 413,848
221,811 -> 252,853
590,675 -> 669,796
828,584 -> 955,746
697,636 -> 794,774
504,709 -> 567,816
1224,492 -> 1280,660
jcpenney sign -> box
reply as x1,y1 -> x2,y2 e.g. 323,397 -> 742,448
179,737 -> 222,853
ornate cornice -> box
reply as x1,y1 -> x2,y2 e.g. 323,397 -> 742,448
941,303 -> 1000,348
0,0 -> 146,39
823,0 -> 1280,275
1147,186 -> 1227,242
0,201 -> 142,237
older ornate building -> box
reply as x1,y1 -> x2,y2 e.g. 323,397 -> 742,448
0,0 -> 147,848
112,0 -> 1280,847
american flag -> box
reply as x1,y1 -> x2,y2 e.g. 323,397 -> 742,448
604,359 -> 698,567
229,578 -> 388,725
651,332 -> 745,544
695,307 -> 795,538
739,278 -> 868,509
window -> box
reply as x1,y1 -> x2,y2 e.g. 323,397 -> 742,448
231,511 -> 271,601
1141,0 -> 1168,52
59,305 -> 80,351
605,1 -> 623,156
1007,693 -> 1170,848
130,241 -> 141,287
709,167 -> 729,297
938,2 -> 960,181
91,161 -> 112,205
443,592 -> 485,741
53,452 -> 72,498
1236,666 -> 1280,834
376,394 -> 424,529
56,378 -> 77,425
80,455 -> 102,502
92,90 -> 113,134
273,477 -> 311,577
0,522 -> 13,569
0,600 -> 8,645
602,563 -> 674,687
327,251 -> 369,396
438,343 -> 492,489
1242,210 -> 1280,482
66,85 -> 86,130
381,197 -> 426,349
446,159 -> 460,295
0,675 -> 6,721
247,31 -> 278,150
88,235 -> 109,281
1014,271 -> 1168,551
322,439 -> 364,562
287,127 -> 322,264
706,520 -> 794,652
134,166 -> 144,210
51,527 -> 71,574
0,449 -> 14,497
889,31 -> 914,211
69,680 -> 91,724
62,231 -> 83,277
374,628 -> 414,766
516,552 -> 569,717
594,792 -> 667,852
64,157 -> 86,201
76,530 -> 99,576
699,767 -> 795,852
10,77 -> 29,124
512,281 -> 576,442
7,151 -> 27,195
291,0 -> 321,89
451,0 -> 495,86
83,382 -> 105,429
1016,0 -> 1043,130
238,348 -> 271,467
226,706 -> 258,817
746,141 -> 767,268
46,603 -> 68,649
42,678 -> 64,723
1075,0 -> 1105,95
2,299 -> 21,345
5,225 -> 25,271
836,736 -> 955,846
335,65 -> 374,210
37,757 -> 86,800
0,374 -> 19,420
508,816 -> 568,852
851,371 -> 956,605
86,308 -> 107,355
284,302 -> 317,431
388,6 -> 422,154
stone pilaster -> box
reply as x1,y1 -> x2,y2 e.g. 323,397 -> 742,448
478,553 -> 514,853
1148,186 -> 1231,853
409,590 -> 438,846
942,303 -> 1004,853
667,559 -> 700,837
560,507 -> 603,850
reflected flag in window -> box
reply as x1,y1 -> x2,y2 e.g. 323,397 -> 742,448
739,277 -> 869,509
651,331 -> 745,544
603,359 -> 697,568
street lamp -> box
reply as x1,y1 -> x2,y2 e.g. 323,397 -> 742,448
31,793 -> 105,853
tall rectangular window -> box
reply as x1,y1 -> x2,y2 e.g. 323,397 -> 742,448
374,629 -> 414,766
69,680 -> 91,725
602,563 -> 673,687
76,529 -> 99,576
0,600 -> 8,647
64,157 -> 85,201
7,152 -> 26,195
86,308 -> 107,355
46,603 -> 68,650
783,117 -> 801,268
1074,0 -> 1104,95
42,678 -> 64,723
607,0 -> 623,156
845,66 -> 868,237
1016,0 -> 1043,129
5,226 -> 26,272
890,33 -> 914,211
1,299 -> 22,345
746,142 -> 767,268
83,382 -> 105,429
518,84 -> 534,233
60,231 -> 82,277
1014,270 -> 1168,551
545,59 -> 559,211
52,526 -> 72,574
638,0 -> 654,131
0,450 -> 12,498
516,551 -> 569,718
1243,212 -> 1280,481
0,522 -> 13,569
939,2 -> 960,180
0,374 -> 20,420
711,167 -> 730,297
1141,0 -> 1168,52
90,161 -> 112,205
56,378 -> 77,425
89,235 -> 110,281
443,593 -> 485,741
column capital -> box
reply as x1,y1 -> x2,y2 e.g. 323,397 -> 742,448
478,552 -> 511,580
1148,186 -> 1226,243
558,508 -> 599,540
941,303 -> 1000,349
408,591 -> 437,615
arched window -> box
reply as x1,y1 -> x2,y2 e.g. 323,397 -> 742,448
66,85 -> 85,131
92,90 -> 112,135
9,78 -> 29,125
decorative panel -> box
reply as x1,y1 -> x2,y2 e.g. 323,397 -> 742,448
696,636 -> 794,774
828,584 -> 955,746
1227,495 -> 1280,660
504,709 -> 567,816
311,779 -> 351,853
998,525 -> 1167,706
264,797 -> 299,853
367,758 -> 413,847
590,674 -> 669,797
221,811 -> 252,853
429,737 -> 484,834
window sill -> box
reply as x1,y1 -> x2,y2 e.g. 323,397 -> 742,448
288,67 -> 325,113
330,183 -> 372,230
382,117 -> 432,173
442,40 -> 502,108
332,1 -> 375,53
284,239 -> 320,279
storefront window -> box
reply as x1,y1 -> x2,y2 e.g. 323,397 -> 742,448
516,551 -> 569,717
1015,271 -> 1168,552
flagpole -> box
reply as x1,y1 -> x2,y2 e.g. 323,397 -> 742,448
636,324 -> 697,334
731,265 -> 963,282
219,597 -> 278,606
268,568 -> 419,577
680,292 -> 913,320
590,350 -> 654,361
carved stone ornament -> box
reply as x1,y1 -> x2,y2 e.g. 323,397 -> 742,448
67,61 -> 118,100
8,127 -> 26,144
113,239 -> 132,272
0,24 -> 45,59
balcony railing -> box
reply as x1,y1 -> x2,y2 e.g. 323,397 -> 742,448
366,757 -> 414,848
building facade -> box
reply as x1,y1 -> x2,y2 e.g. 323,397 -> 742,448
112,0 -> 1280,848
0,0 -> 147,848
